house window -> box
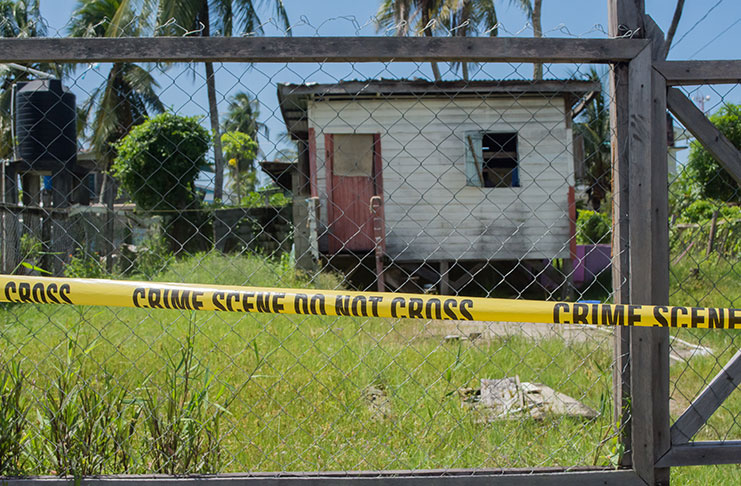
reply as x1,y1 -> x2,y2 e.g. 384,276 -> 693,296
464,131 -> 520,188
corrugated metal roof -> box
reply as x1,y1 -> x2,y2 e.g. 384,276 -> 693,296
278,78 -> 601,140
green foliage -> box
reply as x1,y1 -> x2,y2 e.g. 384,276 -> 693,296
113,112 -> 211,211
0,362 -> 28,475
64,249 -> 107,279
679,199 -> 741,224
119,235 -> 173,279
223,92 -> 265,142
37,327 -> 139,475
222,131 -> 258,168
574,67 -> 611,210
69,0 -> 164,170
222,130 -> 259,198
576,210 -> 611,244
685,103 -> 741,203
241,189 -> 291,208
17,233 -> 50,275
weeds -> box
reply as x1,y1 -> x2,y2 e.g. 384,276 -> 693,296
64,249 -> 107,279
37,326 -> 139,475
0,362 -> 28,475
140,314 -> 227,474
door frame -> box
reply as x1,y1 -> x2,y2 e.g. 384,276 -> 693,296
325,133 -> 383,253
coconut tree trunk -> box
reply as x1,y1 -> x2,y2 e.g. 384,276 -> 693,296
662,0 -> 685,58
206,62 -> 224,202
532,0 -> 543,80
200,3 -> 225,202
421,8 -> 441,81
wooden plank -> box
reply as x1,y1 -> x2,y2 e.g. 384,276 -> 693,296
671,349 -> 741,444
608,2 -> 636,464
308,128 -> 318,198
648,55 -> 671,485
0,470 -> 646,486
655,60 -> 741,86
439,261 -> 450,295
656,441 -> 741,467
0,37 -> 648,64
666,87 -> 741,185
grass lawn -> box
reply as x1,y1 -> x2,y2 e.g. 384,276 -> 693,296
668,248 -> 741,485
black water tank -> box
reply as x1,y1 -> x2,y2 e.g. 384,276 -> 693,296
15,79 -> 77,169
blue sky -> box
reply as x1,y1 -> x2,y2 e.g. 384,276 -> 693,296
35,0 -> 741,188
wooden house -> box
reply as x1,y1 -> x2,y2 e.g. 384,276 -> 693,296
276,79 -> 600,293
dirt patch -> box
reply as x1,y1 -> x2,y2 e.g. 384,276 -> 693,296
395,320 -> 714,364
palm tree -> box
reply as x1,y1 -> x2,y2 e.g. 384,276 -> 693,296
574,68 -> 610,210
156,0 -> 290,203
223,91 -> 268,144
0,0 -> 58,158
376,0 -> 532,81
69,0 -> 164,203
531,0 -> 542,79
377,0 -> 447,81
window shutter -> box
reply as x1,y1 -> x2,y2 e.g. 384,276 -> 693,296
464,131 -> 483,186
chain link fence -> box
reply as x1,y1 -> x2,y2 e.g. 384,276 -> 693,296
0,11 -> 736,480
667,81 -> 741,446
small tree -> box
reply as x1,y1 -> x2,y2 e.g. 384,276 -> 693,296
113,112 -> 211,252
114,112 -> 210,210
221,131 -> 258,204
684,103 -> 741,204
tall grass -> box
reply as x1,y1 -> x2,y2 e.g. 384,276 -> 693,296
140,314 -> 227,474
0,362 -> 27,475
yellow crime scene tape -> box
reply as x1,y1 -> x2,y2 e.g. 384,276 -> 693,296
0,274 -> 739,330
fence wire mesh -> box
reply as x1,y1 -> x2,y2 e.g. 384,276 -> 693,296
0,8 -> 736,479
667,82 -> 741,446
0,49 -> 623,475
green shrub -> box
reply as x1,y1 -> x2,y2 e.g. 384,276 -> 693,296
64,249 -> 107,279
113,112 -> 211,212
119,235 -> 173,279
684,103 -> 741,203
681,199 -> 717,223
576,210 -> 611,244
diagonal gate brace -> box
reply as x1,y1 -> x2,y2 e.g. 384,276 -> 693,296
670,348 -> 741,444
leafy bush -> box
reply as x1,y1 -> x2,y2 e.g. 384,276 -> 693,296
576,210 -> 611,244
119,235 -> 173,279
113,113 -> 211,211
680,199 -> 718,223
64,249 -> 107,279
684,103 -> 741,203
242,190 -> 291,208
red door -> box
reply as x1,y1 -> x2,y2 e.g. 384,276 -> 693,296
326,133 -> 383,253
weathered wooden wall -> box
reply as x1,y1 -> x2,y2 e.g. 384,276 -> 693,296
309,96 -> 573,262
